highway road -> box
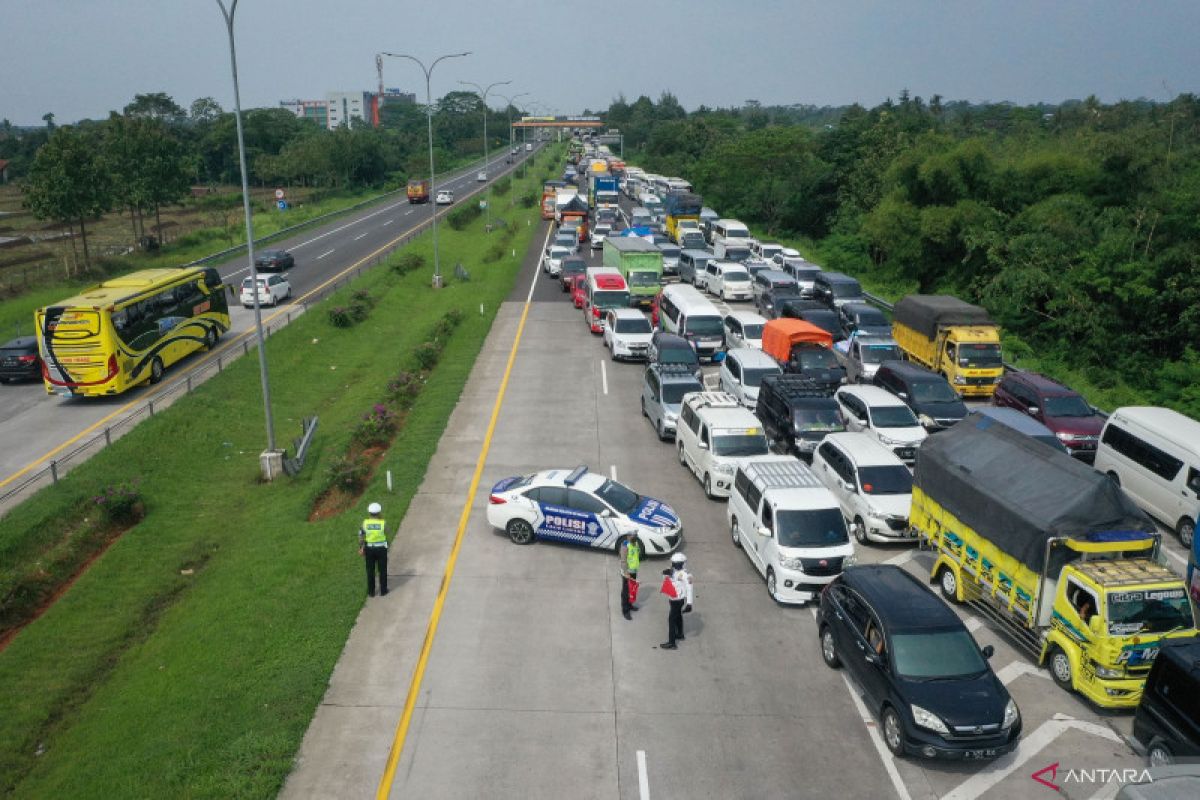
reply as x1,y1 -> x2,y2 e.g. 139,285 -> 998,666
0,144 -> 543,496
283,215 -> 1153,800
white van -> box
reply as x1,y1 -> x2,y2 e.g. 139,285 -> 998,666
675,392 -> 770,497
714,237 -> 753,263
657,284 -> 726,360
727,456 -> 855,604
628,206 -> 652,229
639,193 -> 664,223
1094,407 -> 1200,546
811,432 -> 915,545
708,218 -> 751,246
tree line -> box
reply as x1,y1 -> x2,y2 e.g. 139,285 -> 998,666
613,92 -> 1200,415
1,91 -> 522,270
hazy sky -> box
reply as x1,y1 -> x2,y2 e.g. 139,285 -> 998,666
3,1 -> 1198,125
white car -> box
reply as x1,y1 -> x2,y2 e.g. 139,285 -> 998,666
542,246 -> 573,277
435,190 -> 454,205
486,465 -> 683,556
834,385 -> 927,465
590,223 -> 612,250
723,311 -> 766,349
675,392 -> 770,498
707,262 -> 753,301
719,347 -> 781,409
240,274 -> 290,308
603,308 -> 653,361
477,171 -> 487,182
811,433 -> 915,545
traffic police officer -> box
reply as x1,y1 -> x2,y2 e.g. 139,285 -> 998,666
661,553 -> 692,650
619,534 -> 641,620
359,502 -> 388,597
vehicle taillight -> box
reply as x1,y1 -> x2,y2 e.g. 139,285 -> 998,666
17,354 -> 36,363
106,353 -> 118,379
488,495 -> 507,505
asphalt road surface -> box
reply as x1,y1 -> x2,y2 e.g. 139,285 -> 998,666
282,215 -> 1153,800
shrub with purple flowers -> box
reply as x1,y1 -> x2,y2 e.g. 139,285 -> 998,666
353,404 -> 398,446
328,306 -> 353,328
93,479 -> 144,524
386,371 -> 421,404
325,454 -> 370,492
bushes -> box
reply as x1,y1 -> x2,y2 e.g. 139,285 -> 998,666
519,191 -> 539,209
447,203 -> 482,231
391,251 -> 426,276
491,176 -> 512,196
325,454 -> 371,492
413,341 -> 443,371
327,289 -> 375,327
352,404 -> 399,447
92,479 -> 144,525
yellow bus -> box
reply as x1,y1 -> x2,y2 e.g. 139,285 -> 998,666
36,267 -> 230,397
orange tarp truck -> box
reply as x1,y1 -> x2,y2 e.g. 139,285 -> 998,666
761,319 -> 833,364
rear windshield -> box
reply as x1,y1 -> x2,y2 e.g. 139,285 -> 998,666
776,508 -> 849,548
659,346 -> 699,366
830,280 -> 862,298
42,308 -> 101,338
724,247 -> 751,262
860,344 -> 903,364
712,433 -> 769,457
796,349 -> 838,370
742,323 -> 764,340
910,381 -> 960,403
742,365 -> 781,387
659,246 -> 680,258
794,406 -> 844,432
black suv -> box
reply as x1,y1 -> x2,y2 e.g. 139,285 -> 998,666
838,303 -> 891,339
872,360 -> 968,432
1133,635 -> 1200,767
755,374 -> 845,458
779,300 -> 842,341
783,344 -> 846,394
818,565 -> 1021,760
0,336 -> 41,383
647,331 -> 701,380
558,255 -> 588,292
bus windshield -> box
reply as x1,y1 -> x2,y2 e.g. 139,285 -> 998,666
592,290 -> 630,309
685,316 -> 724,337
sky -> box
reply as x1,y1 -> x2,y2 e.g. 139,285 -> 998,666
3,0 -> 1199,126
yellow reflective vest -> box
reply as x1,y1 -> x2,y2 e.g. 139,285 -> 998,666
362,518 -> 387,546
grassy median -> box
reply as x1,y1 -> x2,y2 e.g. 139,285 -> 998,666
0,146 -> 561,798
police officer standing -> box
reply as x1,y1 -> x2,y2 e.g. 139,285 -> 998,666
660,553 -> 692,650
359,502 -> 388,597
618,534 -> 641,620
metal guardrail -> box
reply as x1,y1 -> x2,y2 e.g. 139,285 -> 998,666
283,416 -> 319,477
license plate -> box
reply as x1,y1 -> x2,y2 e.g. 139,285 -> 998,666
963,749 -> 998,759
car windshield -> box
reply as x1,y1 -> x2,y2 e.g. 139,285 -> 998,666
685,316 -> 724,337
831,282 -> 862,298
773,283 -> 801,297
662,379 -> 703,404
593,290 -> 630,309
629,271 -> 661,287
794,407 -> 844,432
855,309 -> 888,327
760,246 -> 783,260
1043,395 -> 1093,417
615,317 -> 652,334
891,631 -> 987,679
659,346 -> 699,366
550,248 -> 571,259
775,508 -> 849,548
742,366 -> 781,387
722,269 -> 750,283
858,466 -> 913,495
860,345 -> 903,364
796,349 -> 838,370
712,432 -> 769,457
741,323 -> 764,340
910,381 -> 961,403
562,259 -> 586,274
1106,587 -> 1194,636
956,343 -> 1003,368
595,479 -> 640,514
869,405 -> 919,428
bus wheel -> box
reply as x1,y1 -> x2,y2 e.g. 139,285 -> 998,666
204,329 -> 218,350
149,357 -> 164,384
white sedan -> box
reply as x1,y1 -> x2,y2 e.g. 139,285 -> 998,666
240,274 -> 291,308
542,246 -> 573,277
590,224 -> 612,250
487,466 -> 683,556
435,190 -> 454,205
477,171 -> 487,182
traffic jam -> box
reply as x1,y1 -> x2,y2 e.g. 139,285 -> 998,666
483,136 -> 1200,784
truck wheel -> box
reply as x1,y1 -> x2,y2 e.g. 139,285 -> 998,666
1048,646 -> 1074,692
1176,517 -> 1195,548
938,566 -> 960,603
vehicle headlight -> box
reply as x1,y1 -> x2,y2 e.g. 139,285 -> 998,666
1056,431 -> 1078,441
778,556 -> 804,570
953,375 -> 967,385
1092,662 -> 1123,679
877,434 -> 898,446
844,552 -> 858,566
839,376 -> 849,384
918,414 -> 935,428
1002,698 -> 1020,729
713,461 -> 735,474
911,704 -> 949,734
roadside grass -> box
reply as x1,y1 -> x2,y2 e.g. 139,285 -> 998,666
0,147 -> 561,797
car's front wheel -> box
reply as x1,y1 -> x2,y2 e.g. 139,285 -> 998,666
506,518 -> 535,545
882,707 -> 905,757
820,626 -> 841,669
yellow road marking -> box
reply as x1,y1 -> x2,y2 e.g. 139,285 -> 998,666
0,161 -> 517,492
375,221 -> 552,799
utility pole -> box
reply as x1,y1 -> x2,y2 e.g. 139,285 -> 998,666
459,80 -> 511,231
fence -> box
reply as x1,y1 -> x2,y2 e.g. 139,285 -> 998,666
0,146 -> 556,518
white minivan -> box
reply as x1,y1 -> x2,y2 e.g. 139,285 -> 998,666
719,347 -> 781,409
1094,407 -> 1200,547
727,456 -> 855,604
675,392 -> 770,498
811,433 -> 915,545
657,284 -> 726,360
706,261 -> 753,301
834,385 -> 927,464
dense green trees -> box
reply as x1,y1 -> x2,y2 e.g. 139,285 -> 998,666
623,93 -> 1200,414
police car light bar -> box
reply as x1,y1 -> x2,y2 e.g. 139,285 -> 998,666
564,465 -> 589,486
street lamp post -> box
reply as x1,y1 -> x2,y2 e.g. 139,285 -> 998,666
495,92 -> 529,205
215,0 -> 277,464
382,50 -> 470,288
459,80 -> 510,231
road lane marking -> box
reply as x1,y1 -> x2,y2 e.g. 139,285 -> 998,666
964,617 -> 983,632
316,249 -> 335,260
404,209 -> 414,215
354,232 -> 367,241
611,465 -> 617,480
884,549 -> 915,566
376,220 -> 554,798
382,219 -> 394,227
839,673 -> 912,800
600,360 -> 608,395
636,750 -> 650,800
995,661 -> 1051,686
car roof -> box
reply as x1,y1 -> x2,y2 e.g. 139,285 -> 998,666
726,310 -> 767,324
822,432 -> 906,467
534,468 -> 606,493
1010,371 -> 1080,397
728,348 -> 779,368
757,269 -> 793,282
654,332 -> 692,348
844,303 -> 885,317
839,385 -> 907,407
841,565 -> 962,630
608,308 -> 645,319
877,359 -> 943,383
817,271 -> 858,283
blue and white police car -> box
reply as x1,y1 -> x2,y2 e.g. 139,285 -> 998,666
487,465 -> 683,555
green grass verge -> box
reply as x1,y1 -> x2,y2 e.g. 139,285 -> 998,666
0,145 -> 563,798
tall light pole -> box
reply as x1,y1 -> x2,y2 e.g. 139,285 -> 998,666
382,50 -> 470,288
495,91 -> 529,204
215,0 -> 276,456
459,80 -> 510,231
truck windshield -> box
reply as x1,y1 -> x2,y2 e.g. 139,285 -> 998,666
869,405 -> 919,428
628,271 -> 661,287
775,508 -> 849,548
858,466 -> 913,495
796,349 -> 838,370
891,631 -> 987,679
956,343 -> 1003,368
712,433 -> 769,457
1106,588 -> 1194,635
742,366 -> 781,388
593,291 -> 630,309
685,316 -> 725,337
1043,395 -> 1094,418
860,344 -> 903,364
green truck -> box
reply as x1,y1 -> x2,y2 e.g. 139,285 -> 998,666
603,237 -> 662,308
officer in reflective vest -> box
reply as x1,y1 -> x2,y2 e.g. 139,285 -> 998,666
359,502 -> 388,597
619,534 -> 641,620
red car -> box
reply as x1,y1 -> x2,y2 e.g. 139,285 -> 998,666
569,274 -> 588,308
992,371 -> 1103,462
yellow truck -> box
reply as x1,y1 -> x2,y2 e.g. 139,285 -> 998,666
913,415 -> 1196,709
892,295 -> 1004,398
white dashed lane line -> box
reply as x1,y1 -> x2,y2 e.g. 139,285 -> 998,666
354,232 -> 367,241
316,249 -> 335,260
382,219 -> 394,227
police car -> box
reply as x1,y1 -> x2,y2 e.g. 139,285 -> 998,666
487,466 -> 683,555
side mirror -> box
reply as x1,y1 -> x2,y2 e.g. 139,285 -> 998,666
600,509 -> 613,518
865,652 -> 882,666
897,392 -> 908,400
1088,615 -> 1105,636
1028,406 -> 1040,416
730,375 -> 741,385
842,480 -> 855,492
757,526 -> 772,538
698,441 -> 709,450
981,644 -> 995,659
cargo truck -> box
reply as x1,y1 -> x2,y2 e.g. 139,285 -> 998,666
913,416 -> 1196,709
558,194 -> 590,242
406,178 -> 430,204
589,175 -> 620,210
664,191 -> 703,243
891,295 -> 1004,398
603,237 -> 662,309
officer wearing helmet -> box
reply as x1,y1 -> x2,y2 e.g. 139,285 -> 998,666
359,502 -> 389,597
660,552 -> 694,650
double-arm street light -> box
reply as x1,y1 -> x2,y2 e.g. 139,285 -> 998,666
215,0 -> 276,460
494,91 -> 529,205
458,80 -> 510,231
382,50 -> 471,288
